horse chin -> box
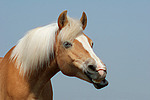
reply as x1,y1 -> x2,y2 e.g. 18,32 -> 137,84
93,79 -> 108,89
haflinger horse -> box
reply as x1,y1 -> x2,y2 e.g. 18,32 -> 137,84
0,10 -> 108,100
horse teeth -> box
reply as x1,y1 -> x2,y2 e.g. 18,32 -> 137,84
92,79 -> 101,84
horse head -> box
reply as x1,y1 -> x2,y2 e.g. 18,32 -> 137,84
55,11 -> 108,89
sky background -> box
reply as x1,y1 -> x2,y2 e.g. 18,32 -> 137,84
0,0 -> 150,100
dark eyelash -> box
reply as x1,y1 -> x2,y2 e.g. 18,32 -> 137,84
91,42 -> 94,48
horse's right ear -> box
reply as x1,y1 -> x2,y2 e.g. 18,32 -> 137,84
58,10 -> 68,30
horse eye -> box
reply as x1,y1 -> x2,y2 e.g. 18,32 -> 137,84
91,42 -> 94,48
63,41 -> 72,48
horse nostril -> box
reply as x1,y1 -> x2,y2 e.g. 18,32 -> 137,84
88,65 -> 96,72
104,70 -> 107,73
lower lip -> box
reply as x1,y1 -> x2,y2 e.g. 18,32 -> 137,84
93,79 -> 109,89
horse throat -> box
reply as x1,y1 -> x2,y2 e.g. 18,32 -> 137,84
27,58 -> 60,97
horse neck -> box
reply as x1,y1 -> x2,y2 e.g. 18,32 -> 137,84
28,57 -> 59,96
3,47 -> 60,97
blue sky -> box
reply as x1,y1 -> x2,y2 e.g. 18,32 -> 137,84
0,0 -> 150,100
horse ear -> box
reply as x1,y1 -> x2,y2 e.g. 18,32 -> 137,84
80,12 -> 87,30
58,10 -> 68,30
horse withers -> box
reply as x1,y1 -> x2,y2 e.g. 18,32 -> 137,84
0,11 -> 108,100
0,57 -> 3,63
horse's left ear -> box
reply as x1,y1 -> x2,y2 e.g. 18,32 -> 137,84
80,12 -> 87,30
58,10 -> 68,30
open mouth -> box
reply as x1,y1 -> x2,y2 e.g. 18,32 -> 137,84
85,71 -> 108,89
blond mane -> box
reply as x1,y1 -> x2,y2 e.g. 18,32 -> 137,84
11,16 -> 83,75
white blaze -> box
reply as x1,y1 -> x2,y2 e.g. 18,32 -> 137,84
76,34 -> 106,71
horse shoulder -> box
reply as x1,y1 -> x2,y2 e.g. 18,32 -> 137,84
0,46 -> 30,99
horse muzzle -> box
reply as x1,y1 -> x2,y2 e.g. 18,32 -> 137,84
83,59 -> 108,89
84,70 -> 108,89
